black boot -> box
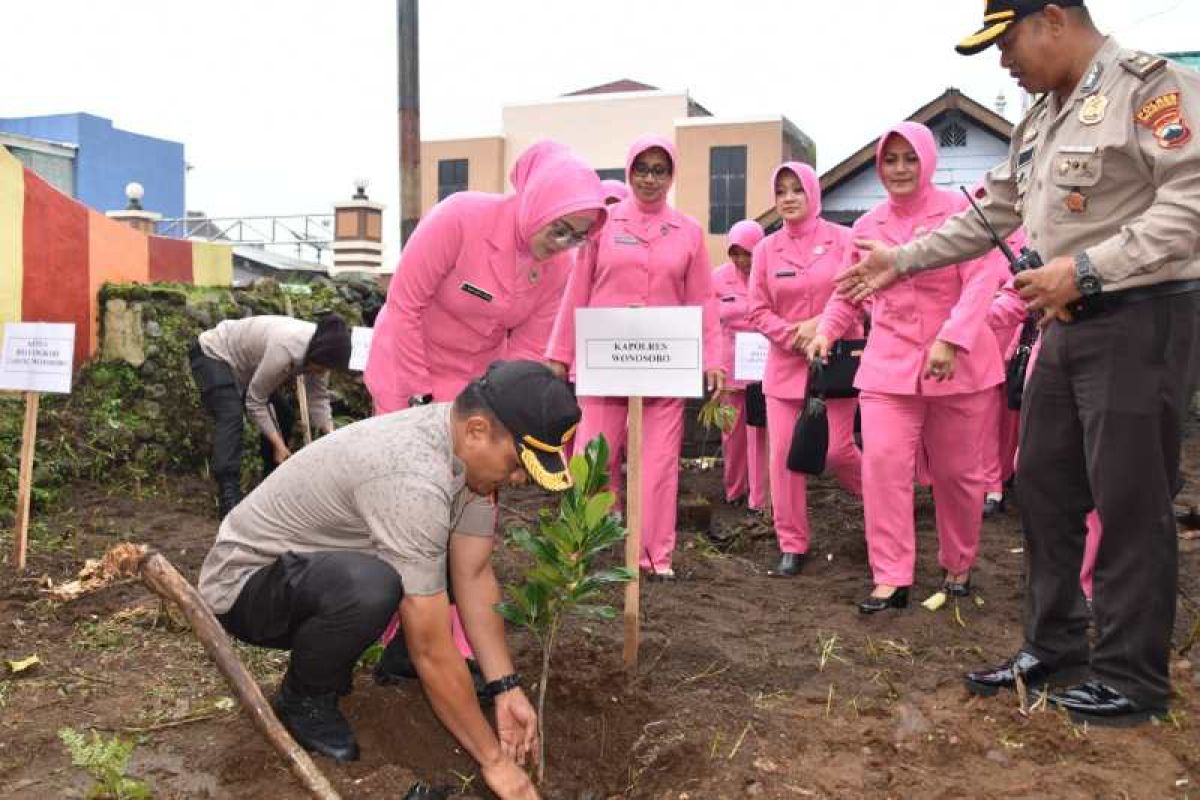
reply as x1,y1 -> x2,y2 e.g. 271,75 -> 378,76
271,681 -> 359,762
770,552 -> 806,577
217,478 -> 241,520
374,635 -> 489,700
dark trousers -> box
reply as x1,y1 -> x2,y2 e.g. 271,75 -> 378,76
1017,293 -> 1198,707
218,551 -> 402,696
189,343 -> 296,483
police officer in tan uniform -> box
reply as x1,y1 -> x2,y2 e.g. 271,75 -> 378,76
839,0 -> 1200,726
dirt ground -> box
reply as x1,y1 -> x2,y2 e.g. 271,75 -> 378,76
2,435 -> 1199,799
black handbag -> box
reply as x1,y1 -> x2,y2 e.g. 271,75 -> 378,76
810,338 -> 866,399
745,382 -> 767,428
1005,316 -> 1039,411
787,364 -> 829,475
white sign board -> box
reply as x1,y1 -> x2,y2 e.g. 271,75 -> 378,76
733,332 -> 769,382
575,306 -> 703,398
0,322 -> 76,394
349,326 -> 373,372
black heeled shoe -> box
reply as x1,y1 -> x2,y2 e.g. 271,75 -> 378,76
770,552 -> 806,577
942,573 -> 972,598
858,586 -> 909,614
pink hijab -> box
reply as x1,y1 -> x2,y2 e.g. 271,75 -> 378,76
601,179 -> 629,204
771,161 -> 823,241
625,134 -> 677,215
726,220 -> 764,255
510,141 -> 607,250
875,122 -> 939,215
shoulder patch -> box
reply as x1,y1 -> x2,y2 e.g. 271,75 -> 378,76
1120,52 -> 1167,80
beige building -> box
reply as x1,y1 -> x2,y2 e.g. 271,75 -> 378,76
420,80 -> 815,266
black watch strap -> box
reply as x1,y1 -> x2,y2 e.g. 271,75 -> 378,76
483,673 -> 522,699
408,393 -> 433,407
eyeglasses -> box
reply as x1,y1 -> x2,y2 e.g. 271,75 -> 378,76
547,220 -> 590,249
631,162 -> 672,179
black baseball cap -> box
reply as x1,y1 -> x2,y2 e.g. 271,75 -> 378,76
475,360 -> 581,492
956,0 -> 1085,55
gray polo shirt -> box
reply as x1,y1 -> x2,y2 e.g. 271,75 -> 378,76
198,403 -> 495,614
198,315 -> 333,437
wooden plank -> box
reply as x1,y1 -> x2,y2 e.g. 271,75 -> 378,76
12,391 -> 40,570
622,396 -> 643,670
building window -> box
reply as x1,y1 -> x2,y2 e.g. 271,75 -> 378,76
709,146 -> 747,234
596,168 -> 625,182
437,159 -> 469,200
939,122 -> 968,148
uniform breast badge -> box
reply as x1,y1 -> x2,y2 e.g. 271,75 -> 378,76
1079,94 -> 1108,125
1066,190 -> 1089,214
1135,92 -> 1192,149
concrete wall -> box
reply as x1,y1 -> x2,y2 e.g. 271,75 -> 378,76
0,113 -> 185,218
824,119 -> 1010,217
502,91 -> 690,185
676,119 -> 799,267
0,145 -> 230,367
420,136 -> 506,214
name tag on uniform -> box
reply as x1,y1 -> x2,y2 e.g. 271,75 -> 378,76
1017,147 -> 1035,167
775,270 -> 797,278
459,282 -> 494,302
614,234 -> 642,246
720,295 -> 737,303
1058,145 -> 1098,154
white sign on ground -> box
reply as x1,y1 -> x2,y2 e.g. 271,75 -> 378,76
575,307 -> 703,398
349,326 -> 373,372
734,332 -> 769,382
0,323 -> 76,394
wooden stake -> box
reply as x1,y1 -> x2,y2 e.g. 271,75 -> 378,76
12,391 -> 40,570
107,544 -> 341,800
282,293 -> 313,445
623,396 -> 643,670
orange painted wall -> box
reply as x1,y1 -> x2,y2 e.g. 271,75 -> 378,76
87,211 -> 150,353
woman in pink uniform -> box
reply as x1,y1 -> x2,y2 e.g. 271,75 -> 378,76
364,140 -> 606,668
713,219 -> 769,512
547,135 -> 724,580
365,140 -> 606,411
979,228 -> 1029,518
989,281 -> 1103,601
748,164 -> 864,576
808,122 -> 1004,613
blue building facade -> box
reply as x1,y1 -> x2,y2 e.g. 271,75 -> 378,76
0,113 -> 185,218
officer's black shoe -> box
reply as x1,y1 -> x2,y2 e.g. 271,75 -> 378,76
858,586 -> 909,614
769,552 -> 806,577
727,494 -> 747,508
216,479 -> 242,520
403,782 -> 449,800
374,636 -> 488,699
982,495 -> 1005,518
964,650 -> 1087,697
272,682 -> 360,763
1048,681 -> 1166,727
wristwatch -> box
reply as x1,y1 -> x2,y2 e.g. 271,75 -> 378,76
482,672 -> 522,700
1074,252 -> 1102,297
408,393 -> 433,407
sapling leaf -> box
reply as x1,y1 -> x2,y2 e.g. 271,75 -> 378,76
583,491 -> 616,529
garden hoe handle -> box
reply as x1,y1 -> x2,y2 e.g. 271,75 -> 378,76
107,544 -> 342,800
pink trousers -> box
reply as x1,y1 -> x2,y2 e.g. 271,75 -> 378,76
576,396 -> 683,572
721,390 -> 769,509
859,390 -> 991,587
766,395 -> 863,554
981,385 -> 1020,494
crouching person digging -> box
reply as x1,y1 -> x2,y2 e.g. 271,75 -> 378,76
197,360 -> 579,800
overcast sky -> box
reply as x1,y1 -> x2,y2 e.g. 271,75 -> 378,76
4,0 -> 1196,265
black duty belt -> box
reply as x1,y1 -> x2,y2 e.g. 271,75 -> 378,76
1068,279 -> 1200,322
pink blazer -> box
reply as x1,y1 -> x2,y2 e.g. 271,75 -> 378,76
748,220 -> 860,400
820,190 -> 1004,397
365,192 -> 574,411
712,262 -> 757,388
546,198 -> 720,372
